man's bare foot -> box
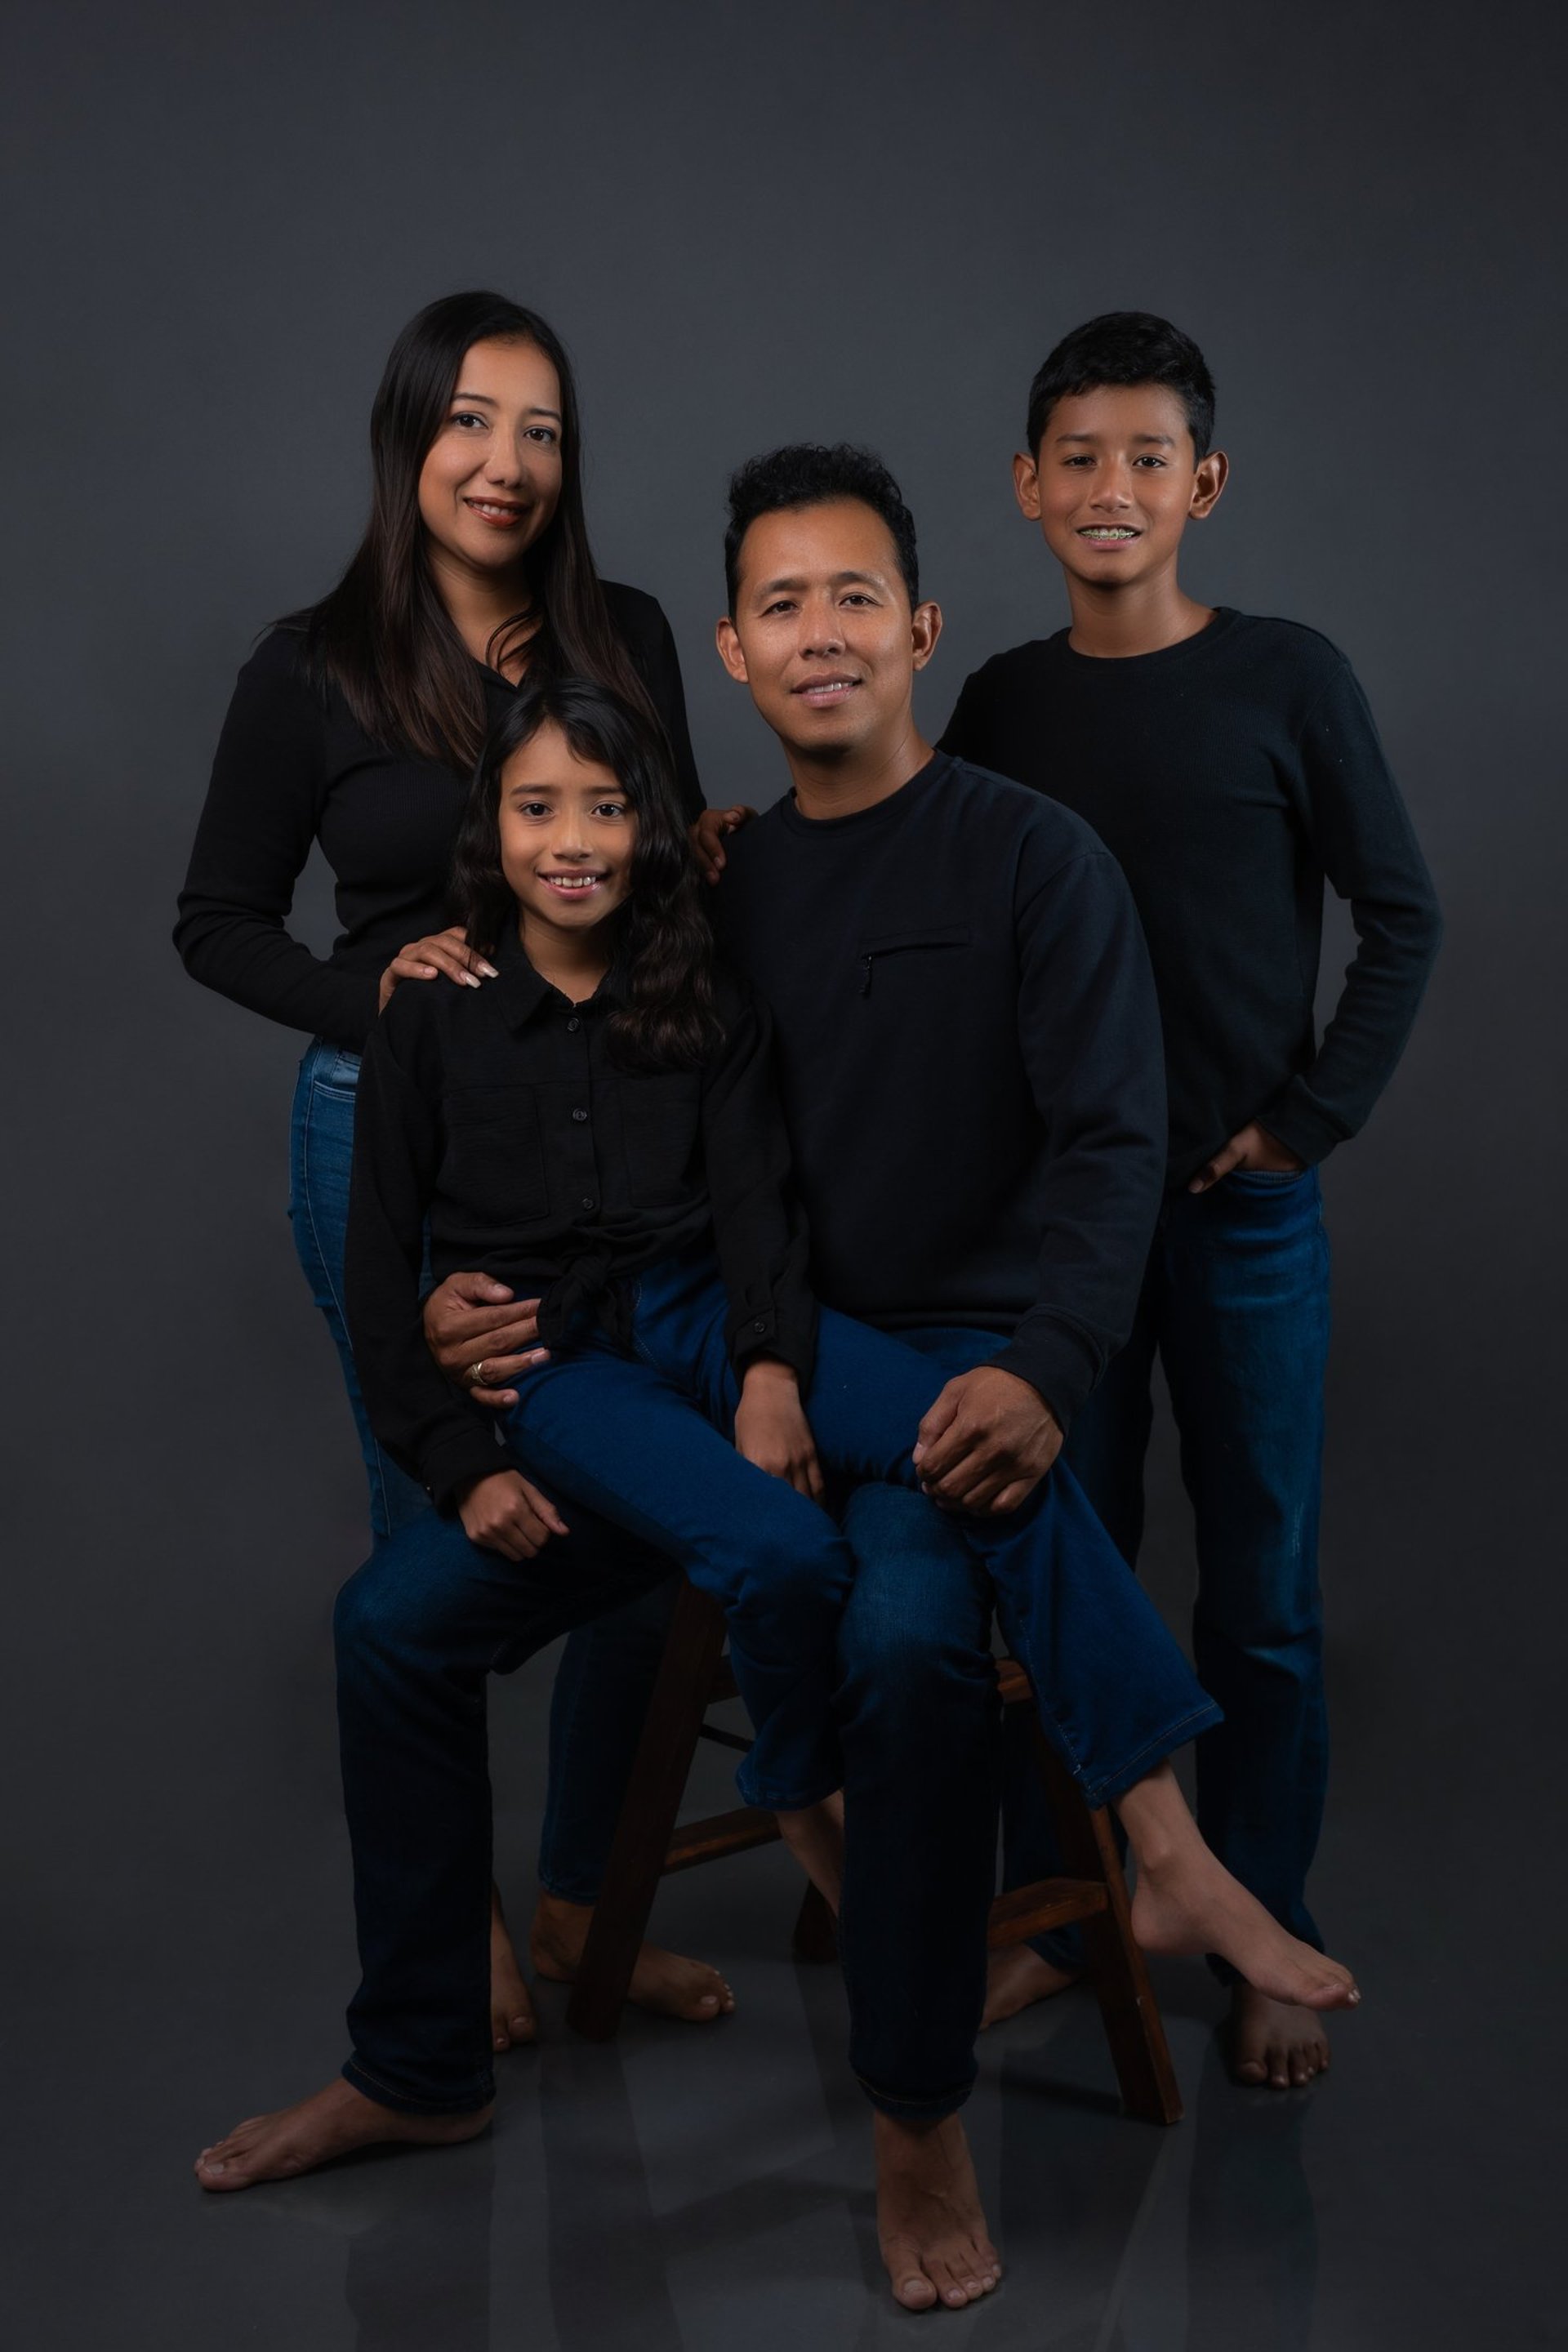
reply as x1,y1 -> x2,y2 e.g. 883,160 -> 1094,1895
529,1893 -> 735,2024
194,2077 -> 491,2194
1228,1983 -> 1332,2089
490,1885 -> 537,2052
1127,1829 -> 1359,2016
776,1793 -> 845,1911
982,1945 -> 1080,2029
875,2112 -> 1002,2311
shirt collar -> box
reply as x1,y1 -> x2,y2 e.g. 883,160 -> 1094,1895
490,922 -> 629,1031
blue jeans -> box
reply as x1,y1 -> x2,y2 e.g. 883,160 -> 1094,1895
1010,1167 -> 1330,1967
289,1037 -> 677,1887
335,1250 -> 1219,2114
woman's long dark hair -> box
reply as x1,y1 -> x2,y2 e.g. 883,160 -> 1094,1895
290,291 -> 658,767
452,677 -> 721,1070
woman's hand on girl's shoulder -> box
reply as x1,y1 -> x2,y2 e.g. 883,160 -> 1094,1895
733,1360 -> 825,1501
690,804 -> 755,886
456,1468 -> 568,1561
378,926 -> 499,1014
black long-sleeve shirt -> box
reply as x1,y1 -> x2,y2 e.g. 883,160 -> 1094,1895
941,610 -> 1442,1185
710,754 -> 1167,1431
174,581 -> 702,1053
344,927 -> 814,1508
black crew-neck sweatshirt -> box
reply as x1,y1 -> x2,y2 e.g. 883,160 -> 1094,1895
710,754 -> 1166,1430
173,581 -> 702,1054
941,608 -> 1442,1185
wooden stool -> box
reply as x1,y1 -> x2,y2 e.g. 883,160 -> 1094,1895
565,1575 -> 1182,2123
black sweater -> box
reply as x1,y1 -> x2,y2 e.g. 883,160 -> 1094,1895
174,581 -> 702,1054
942,610 -> 1442,1185
710,754 -> 1166,1431
345,929 -> 814,1508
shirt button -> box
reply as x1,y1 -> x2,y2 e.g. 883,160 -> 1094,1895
581,1196 -> 596,1212
566,1017 -> 581,1033
572,1108 -> 588,1122
752,1318 -> 768,1334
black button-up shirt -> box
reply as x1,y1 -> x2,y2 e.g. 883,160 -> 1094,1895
345,928 -> 815,1508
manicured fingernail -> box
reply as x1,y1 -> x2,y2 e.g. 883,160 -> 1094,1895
478,962 -> 499,978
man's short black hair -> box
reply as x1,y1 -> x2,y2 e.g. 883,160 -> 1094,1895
1025,312 -> 1216,461
724,442 -> 920,612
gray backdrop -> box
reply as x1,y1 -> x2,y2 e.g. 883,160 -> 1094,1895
2,1 -> 1562,2341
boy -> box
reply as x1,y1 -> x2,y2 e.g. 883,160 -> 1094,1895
942,313 -> 1441,2090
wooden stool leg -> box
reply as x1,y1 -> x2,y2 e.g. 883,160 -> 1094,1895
566,1578 -> 730,2042
791,1882 -> 839,1964
1033,1727 -> 1183,2124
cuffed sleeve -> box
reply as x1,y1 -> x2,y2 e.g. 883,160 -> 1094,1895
344,1008 -> 513,1510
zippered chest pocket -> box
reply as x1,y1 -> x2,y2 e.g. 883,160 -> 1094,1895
855,923 -> 973,997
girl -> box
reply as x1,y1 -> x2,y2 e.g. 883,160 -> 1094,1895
194,675 -> 1359,2201
176,290 -> 728,2042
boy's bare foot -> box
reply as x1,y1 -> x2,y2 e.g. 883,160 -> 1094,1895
982,1946 -> 1079,2028
490,1885 -> 537,2051
1128,1831 -> 1359,2015
1228,1984 -> 1332,2088
194,2077 -> 491,2194
875,2112 -> 1002,2311
529,1893 -> 735,2023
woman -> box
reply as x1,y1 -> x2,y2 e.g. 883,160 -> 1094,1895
176,291 -> 728,2044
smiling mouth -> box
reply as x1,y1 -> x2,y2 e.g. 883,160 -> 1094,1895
792,676 -> 862,705
466,499 -> 530,527
1077,526 -> 1141,543
537,872 -> 606,895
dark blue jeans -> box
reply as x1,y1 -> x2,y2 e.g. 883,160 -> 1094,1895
334,1250 -> 1218,2116
289,1037 -> 677,1887
1011,1167 -> 1331,1967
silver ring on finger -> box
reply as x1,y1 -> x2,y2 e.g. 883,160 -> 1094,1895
464,1359 -> 488,1388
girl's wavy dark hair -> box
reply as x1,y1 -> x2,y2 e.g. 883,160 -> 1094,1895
286,291 -> 661,767
452,676 -> 721,1070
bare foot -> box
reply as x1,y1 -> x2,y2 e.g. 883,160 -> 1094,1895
529,1894 -> 735,2024
1228,1983 -> 1332,2089
875,2112 -> 1002,2311
194,2076 -> 491,2194
982,1944 -> 1080,2028
1129,1837 -> 1359,2015
490,1885 -> 537,2052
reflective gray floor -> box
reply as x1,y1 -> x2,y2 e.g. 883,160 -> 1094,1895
4,1654 -> 1558,2352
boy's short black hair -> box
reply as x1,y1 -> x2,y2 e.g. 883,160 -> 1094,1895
724,442 -> 920,612
1025,312 -> 1216,461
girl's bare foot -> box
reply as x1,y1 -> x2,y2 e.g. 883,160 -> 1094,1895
1128,1831 -> 1359,2014
982,1946 -> 1079,2028
1228,1984 -> 1332,2087
490,1884 -> 538,2051
529,1894 -> 735,2024
875,2112 -> 1002,2311
194,2077 -> 491,2193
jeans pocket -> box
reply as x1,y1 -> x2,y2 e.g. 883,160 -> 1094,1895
1224,1165 -> 1308,1187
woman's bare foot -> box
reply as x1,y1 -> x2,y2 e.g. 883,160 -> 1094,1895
982,1945 -> 1079,2028
529,1893 -> 735,2024
775,1793 -> 845,1911
875,2112 -> 1002,2311
490,1885 -> 538,2052
1124,1803 -> 1359,2016
1228,1984 -> 1332,2088
194,2077 -> 492,2194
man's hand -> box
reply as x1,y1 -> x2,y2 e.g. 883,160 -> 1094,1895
1187,1120 -> 1305,1194
912,1366 -> 1062,1514
378,925 -> 497,1014
689,804 -> 755,885
423,1272 -> 549,1409
733,1360 -> 826,1501
457,1468 -> 568,1561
